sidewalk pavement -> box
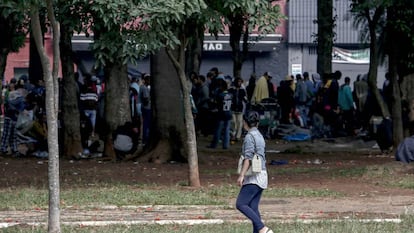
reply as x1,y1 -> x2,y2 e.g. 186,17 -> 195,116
1,195 -> 413,228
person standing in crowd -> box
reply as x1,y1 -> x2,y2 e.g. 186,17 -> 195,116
129,76 -> 141,137
338,77 -> 355,135
304,72 -> 316,125
207,67 -> 219,96
353,74 -> 369,130
79,76 -> 98,138
0,82 -> 23,156
311,73 -> 322,93
318,73 -> 339,136
229,77 -> 247,142
251,72 -> 271,104
140,73 -> 151,146
330,70 -> 342,110
236,110 -> 273,233
277,76 -> 295,124
266,75 -> 275,99
294,73 -> 309,128
246,73 -> 256,104
382,72 -> 392,112
208,79 -> 232,149
192,74 -> 210,137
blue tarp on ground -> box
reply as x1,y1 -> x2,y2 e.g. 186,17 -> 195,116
282,133 -> 311,142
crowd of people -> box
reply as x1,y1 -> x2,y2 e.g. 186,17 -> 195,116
111,73 -> 152,160
0,76 -> 47,158
0,71 -> 152,159
190,67 -> 394,149
0,66 -> 394,158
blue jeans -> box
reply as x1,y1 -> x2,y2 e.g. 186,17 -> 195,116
297,105 -> 309,128
210,119 -> 230,149
236,184 -> 264,233
83,110 -> 97,131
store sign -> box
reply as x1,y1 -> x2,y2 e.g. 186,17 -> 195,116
292,64 -> 302,75
332,47 -> 370,64
203,43 -> 224,51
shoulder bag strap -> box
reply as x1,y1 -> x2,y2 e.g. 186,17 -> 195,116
249,133 -> 263,158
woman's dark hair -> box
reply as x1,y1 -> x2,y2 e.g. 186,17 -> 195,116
243,111 -> 260,127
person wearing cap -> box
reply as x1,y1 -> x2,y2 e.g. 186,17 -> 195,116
236,110 -> 273,233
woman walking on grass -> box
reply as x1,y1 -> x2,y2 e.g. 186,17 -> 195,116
236,110 -> 273,233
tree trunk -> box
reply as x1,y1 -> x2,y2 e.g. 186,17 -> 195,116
60,24 -> 83,159
367,22 -> 390,118
103,62 -> 130,160
29,29 -> 43,84
400,73 -> 414,136
387,6 -> 403,146
317,0 -> 333,75
140,49 -> 187,164
229,15 -> 244,78
0,49 -> 7,88
166,45 -> 201,187
185,23 -> 203,76
31,2 -> 61,232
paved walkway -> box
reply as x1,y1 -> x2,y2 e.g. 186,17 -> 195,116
0,133 -> 408,228
1,195 -> 413,227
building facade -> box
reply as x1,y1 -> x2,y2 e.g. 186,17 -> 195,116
288,0 -> 387,87
4,0 -> 386,88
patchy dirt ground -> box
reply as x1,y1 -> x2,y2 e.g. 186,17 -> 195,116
1,136 -> 414,221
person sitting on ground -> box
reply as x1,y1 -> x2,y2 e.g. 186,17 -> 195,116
113,121 -> 139,160
26,111 -> 48,158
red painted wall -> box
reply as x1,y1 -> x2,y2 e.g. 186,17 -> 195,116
4,33 -> 58,83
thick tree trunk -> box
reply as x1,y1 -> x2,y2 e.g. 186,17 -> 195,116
185,23 -> 203,76
60,24 -> 83,159
140,49 -> 187,163
367,25 -> 390,118
29,30 -> 43,84
387,6 -> 403,146
229,15 -> 244,78
400,73 -> 414,137
317,0 -> 333,75
103,62 -> 130,160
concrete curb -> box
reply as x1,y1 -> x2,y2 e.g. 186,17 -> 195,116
0,218 -> 403,228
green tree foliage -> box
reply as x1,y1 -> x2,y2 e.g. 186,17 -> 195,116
386,0 -> 414,76
351,0 -> 414,145
206,0 -> 284,77
71,0 -> 207,67
0,0 -> 29,79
